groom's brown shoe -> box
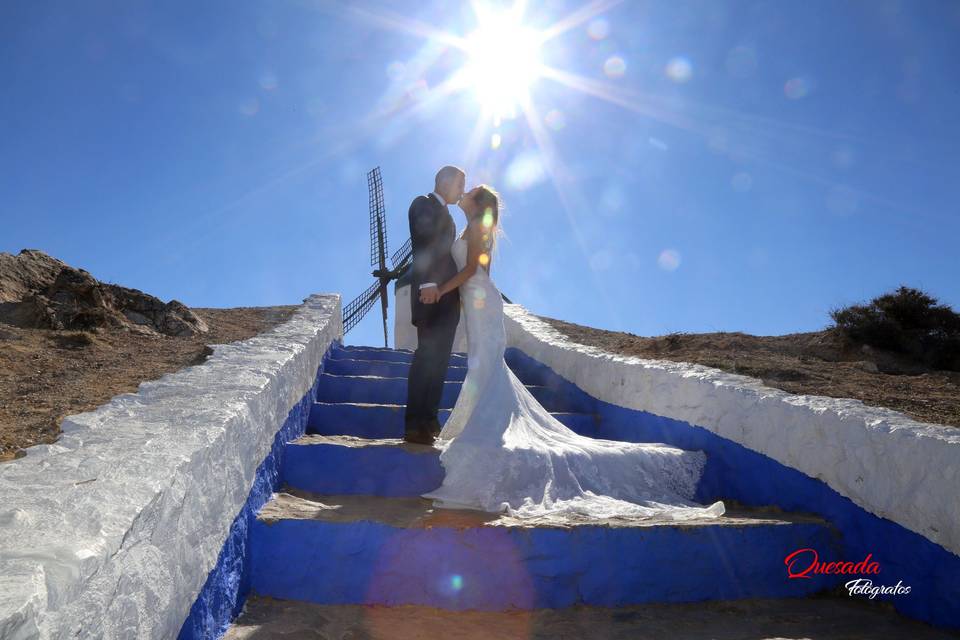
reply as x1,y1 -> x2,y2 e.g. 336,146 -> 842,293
404,429 -> 434,445
403,419 -> 435,445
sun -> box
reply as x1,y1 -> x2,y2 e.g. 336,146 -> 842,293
459,8 -> 543,119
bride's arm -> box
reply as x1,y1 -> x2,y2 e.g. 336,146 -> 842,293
437,222 -> 484,298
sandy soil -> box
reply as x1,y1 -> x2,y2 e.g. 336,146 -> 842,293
0,305 -> 299,462
535,315 -> 960,428
224,593 -> 960,639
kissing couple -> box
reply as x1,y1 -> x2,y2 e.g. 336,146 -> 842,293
403,165 -> 726,520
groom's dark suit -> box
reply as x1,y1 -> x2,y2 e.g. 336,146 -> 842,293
405,192 -> 461,436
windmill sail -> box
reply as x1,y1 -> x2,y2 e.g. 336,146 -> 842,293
343,280 -> 381,337
391,237 -> 412,272
368,167 -> 388,268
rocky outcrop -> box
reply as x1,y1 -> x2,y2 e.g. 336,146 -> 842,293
0,249 -> 208,336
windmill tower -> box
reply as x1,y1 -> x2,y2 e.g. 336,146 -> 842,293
341,167 -> 412,347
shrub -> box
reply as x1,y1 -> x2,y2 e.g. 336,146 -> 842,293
830,286 -> 960,371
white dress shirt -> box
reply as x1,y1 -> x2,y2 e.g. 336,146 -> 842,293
419,191 -> 447,291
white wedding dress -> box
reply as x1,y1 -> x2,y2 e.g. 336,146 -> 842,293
420,235 -> 726,521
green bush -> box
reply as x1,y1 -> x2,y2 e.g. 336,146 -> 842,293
830,286 -> 960,371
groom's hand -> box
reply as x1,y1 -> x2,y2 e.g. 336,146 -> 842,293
420,285 -> 440,304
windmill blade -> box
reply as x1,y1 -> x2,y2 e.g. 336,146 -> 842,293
390,237 -> 412,271
343,279 -> 382,336
368,167 -> 388,269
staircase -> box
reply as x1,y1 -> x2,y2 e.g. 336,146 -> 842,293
227,344 -> 857,632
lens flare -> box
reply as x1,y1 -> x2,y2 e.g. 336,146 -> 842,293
587,17 -> 610,40
544,109 -> 566,130
832,146 -> 856,169
239,98 -> 259,116
603,55 -> 626,78
784,76 -> 814,99
648,136 -> 668,151
657,249 -> 681,271
482,209 -> 495,227
590,250 -> 613,271
505,151 -> 546,190
665,57 -> 693,83
258,72 -> 278,91
386,61 -> 405,79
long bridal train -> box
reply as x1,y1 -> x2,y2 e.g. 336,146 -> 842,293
421,236 -> 726,520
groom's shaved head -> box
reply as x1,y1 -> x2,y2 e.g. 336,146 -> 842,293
435,165 -> 465,190
435,165 -> 466,205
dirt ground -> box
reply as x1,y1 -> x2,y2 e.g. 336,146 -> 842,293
535,315 -> 960,429
224,593 -> 960,640
0,305 -> 299,462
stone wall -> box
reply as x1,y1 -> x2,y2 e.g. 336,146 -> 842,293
0,294 -> 343,639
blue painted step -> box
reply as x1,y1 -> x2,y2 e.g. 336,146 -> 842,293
333,348 -> 558,388
314,373 -> 595,413
250,490 -> 844,610
308,402 -> 599,438
325,356 -> 468,382
281,434 -> 442,497
332,347 -> 594,411
334,345 -> 467,366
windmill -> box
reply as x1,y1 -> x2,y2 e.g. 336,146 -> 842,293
342,166 -> 512,347
342,167 -> 413,347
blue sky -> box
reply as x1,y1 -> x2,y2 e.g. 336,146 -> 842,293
3,0 -> 958,348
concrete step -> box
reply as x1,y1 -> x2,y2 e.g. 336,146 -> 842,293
331,347 -> 560,387
225,593 -> 960,640
313,373 -> 595,413
307,402 -> 598,438
249,489 -> 843,611
325,356 -> 468,382
281,434 -> 442,497
333,345 -> 468,366
280,434 -> 709,499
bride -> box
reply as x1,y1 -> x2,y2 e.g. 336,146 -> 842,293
419,185 -> 726,521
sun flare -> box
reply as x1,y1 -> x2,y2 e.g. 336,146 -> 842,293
460,9 -> 543,119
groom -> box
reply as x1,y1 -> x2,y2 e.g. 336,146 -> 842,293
404,165 -> 466,445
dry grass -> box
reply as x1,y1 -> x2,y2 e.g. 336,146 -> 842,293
0,305 -> 299,462
535,315 -> 960,428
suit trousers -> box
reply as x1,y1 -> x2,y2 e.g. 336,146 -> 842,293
405,305 -> 459,430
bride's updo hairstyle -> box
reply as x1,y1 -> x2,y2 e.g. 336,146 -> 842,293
470,184 -> 504,256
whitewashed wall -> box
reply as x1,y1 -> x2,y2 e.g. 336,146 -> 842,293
0,293 -> 342,639
394,283 -> 467,353
501,302 -> 960,559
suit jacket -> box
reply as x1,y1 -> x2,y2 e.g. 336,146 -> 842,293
408,192 -> 461,326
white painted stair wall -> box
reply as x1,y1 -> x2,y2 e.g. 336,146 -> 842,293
0,294 -> 343,639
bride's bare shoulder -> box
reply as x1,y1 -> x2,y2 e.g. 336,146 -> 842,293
465,218 -> 486,239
